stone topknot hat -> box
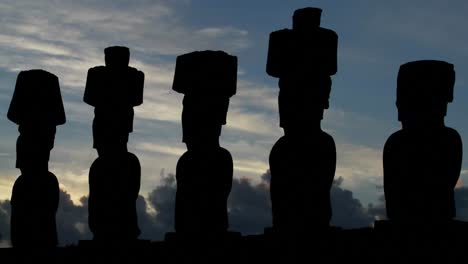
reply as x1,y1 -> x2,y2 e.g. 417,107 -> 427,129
104,46 -> 130,68
293,7 -> 322,30
8,69 -> 66,126
172,50 -> 237,98
266,7 -> 337,78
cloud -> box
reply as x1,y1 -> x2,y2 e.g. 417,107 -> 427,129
56,190 -> 91,245
135,142 -> 185,157
0,200 -> 11,243
330,177 -> 374,228
5,171 -> 468,247
228,177 -> 271,233
0,0 -> 251,91
364,186 -> 468,223
145,174 -> 177,239
453,187 -> 468,221
0,170 -> 385,246
335,143 -> 383,187
0,189 -> 90,247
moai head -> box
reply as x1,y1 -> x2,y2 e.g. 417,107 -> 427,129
94,129 -> 129,157
266,7 -> 337,133
84,46 -> 144,108
8,70 -> 66,127
16,127 -> 56,172
396,60 -> 455,128
172,50 -> 237,149
278,76 -> 332,131
7,70 -> 65,172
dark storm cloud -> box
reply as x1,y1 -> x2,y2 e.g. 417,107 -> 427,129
330,177 -> 374,228
228,178 -> 271,233
0,189 -> 91,246
0,171 -> 385,246
257,171 -> 376,229
367,195 -> 387,220
362,187 -> 468,222
9,171 -> 468,246
56,190 -> 91,245
146,174 -> 177,239
135,194 -> 162,240
452,187 -> 468,221
142,174 -> 177,240
0,199 -> 11,242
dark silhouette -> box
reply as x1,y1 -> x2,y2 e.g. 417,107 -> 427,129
84,46 -> 144,241
266,7 -> 337,236
381,60 -> 462,261
171,50 -> 237,235
384,60 -> 462,223
7,69 -> 65,247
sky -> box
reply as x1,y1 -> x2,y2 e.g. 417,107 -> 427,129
1,0 -> 468,245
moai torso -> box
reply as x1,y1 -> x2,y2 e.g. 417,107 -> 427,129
384,60 -> 462,224
270,131 -> 336,230
172,51 -> 237,234
384,128 -> 461,221
11,171 -> 59,247
7,69 -> 65,247
266,8 -> 337,233
88,152 -> 141,240
175,147 -> 233,233
84,46 -> 144,241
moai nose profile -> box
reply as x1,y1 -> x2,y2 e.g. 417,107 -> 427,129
8,69 -> 64,248
266,7 -> 337,243
171,50 -> 237,239
384,60 -> 461,226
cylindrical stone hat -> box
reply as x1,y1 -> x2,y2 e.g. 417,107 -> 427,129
105,46 -> 130,68
7,69 -> 66,126
293,7 -> 322,30
84,66 -> 144,107
172,50 -> 237,98
266,8 -> 337,78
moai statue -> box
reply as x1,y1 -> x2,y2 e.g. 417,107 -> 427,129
7,69 -> 66,248
172,51 -> 237,236
384,60 -> 461,225
266,7 -> 337,235
84,46 -> 144,241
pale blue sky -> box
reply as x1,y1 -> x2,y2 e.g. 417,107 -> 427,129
1,0 -> 468,208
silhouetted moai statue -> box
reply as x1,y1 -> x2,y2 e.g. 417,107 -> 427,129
266,8 -> 337,236
84,46 -> 144,241
7,69 -> 66,248
172,51 -> 237,236
384,60 -> 461,226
